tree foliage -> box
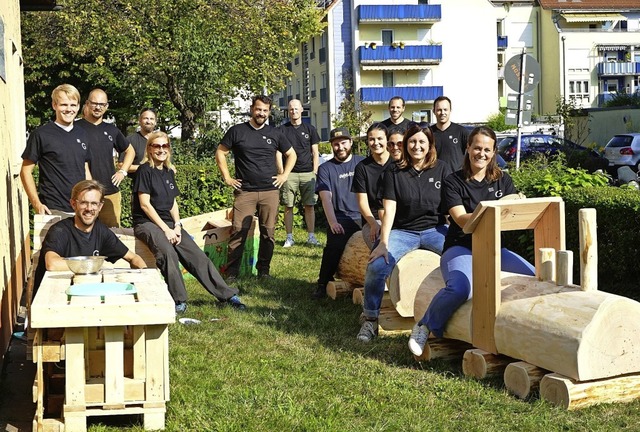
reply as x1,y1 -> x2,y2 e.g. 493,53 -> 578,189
21,0 -> 325,139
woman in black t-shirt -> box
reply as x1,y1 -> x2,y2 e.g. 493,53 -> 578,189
357,124 -> 450,343
408,126 -> 535,356
132,132 -> 245,314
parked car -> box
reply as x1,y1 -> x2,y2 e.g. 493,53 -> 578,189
603,133 -> 640,173
497,134 -> 609,172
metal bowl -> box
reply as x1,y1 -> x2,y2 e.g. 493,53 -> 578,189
63,256 -> 107,274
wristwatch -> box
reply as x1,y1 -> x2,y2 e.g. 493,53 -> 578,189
174,221 -> 182,227
118,169 -> 128,176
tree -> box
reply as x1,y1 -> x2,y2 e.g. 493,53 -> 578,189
21,0 -> 325,139
332,73 -> 373,155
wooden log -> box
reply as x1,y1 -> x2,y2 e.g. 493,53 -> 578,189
378,293 -> 414,333
538,248 -> 556,282
352,287 -> 364,305
462,348 -> 512,379
556,250 -> 573,286
388,249 -> 441,317
504,361 -> 548,399
336,231 -> 368,286
413,272 -> 640,381
578,208 -> 597,291
326,280 -> 354,300
414,338 -> 473,362
540,372 -> 640,410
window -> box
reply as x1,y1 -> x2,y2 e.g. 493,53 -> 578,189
382,30 -> 393,46
569,80 -> 590,105
382,71 -> 394,87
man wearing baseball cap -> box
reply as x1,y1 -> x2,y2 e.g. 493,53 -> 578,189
313,127 -> 364,298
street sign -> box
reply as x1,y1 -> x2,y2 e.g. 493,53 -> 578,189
504,54 -> 541,93
505,109 -> 531,126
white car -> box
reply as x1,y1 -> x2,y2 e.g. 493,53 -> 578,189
603,133 -> 640,172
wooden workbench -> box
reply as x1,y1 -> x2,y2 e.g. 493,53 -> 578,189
30,268 -> 175,432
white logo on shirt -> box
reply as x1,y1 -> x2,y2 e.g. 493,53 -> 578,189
81,142 -> 87,150
267,138 -> 273,145
93,250 -> 100,256
434,180 -> 441,189
495,189 -> 503,198
304,133 -> 309,139
170,183 -> 175,190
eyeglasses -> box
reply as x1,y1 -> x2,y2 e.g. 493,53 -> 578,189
87,101 -> 109,109
75,200 -> 103,209
149,143 -> 170,149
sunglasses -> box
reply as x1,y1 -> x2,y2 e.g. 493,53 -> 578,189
149,143 -> 170,149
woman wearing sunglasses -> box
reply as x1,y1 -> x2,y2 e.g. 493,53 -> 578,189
132,131 -> 245,314
357,124 -> 451,342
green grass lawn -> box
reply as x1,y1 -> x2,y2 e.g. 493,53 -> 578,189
90,229 -> 640,432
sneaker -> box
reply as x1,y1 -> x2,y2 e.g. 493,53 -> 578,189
258,272 -> 273,280
357,319 -> 378,343
283,236 -> 295,248
226,295 -> 246,310
408,323 -> 430,356
306,235 -> 321,246
175,302 -> 187,314
312,284 -> 326,299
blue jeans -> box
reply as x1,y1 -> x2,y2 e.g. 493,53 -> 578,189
420,245 -> 535,337
362,225 -> 448,319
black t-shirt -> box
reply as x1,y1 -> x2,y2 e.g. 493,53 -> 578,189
442,170 -> 516,251
132,164 -> 180,226
33,217 -> 129,291
430,122 -> 470,172
22,122 -> 91,212
278,122 -> 320,173
351,156 -> 393,217
77,119 -> 130,195
121,131 -> 147,165
383,160 -> 451,231
219,122 -> 292,191
316,155 -> 364,224
381,118 -> 411,135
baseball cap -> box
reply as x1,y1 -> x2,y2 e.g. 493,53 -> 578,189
329,127 -> 351,142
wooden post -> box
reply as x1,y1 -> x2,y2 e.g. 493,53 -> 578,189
540,372 -> 640,409
578,208 -> 598,291
538,248 -> 556,282
352,287 -> 364,305
471,206 -> 500,354
556,250 -> 573,286
533,200 -> 565,273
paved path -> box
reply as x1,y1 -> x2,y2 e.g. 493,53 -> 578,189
0,334 -> 35,432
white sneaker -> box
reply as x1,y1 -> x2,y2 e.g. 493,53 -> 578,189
306,235 -> 321,246
283,236 -> 295,248
357,319 -> 378,343
408,323 -> 430,356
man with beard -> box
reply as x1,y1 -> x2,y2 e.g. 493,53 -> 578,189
216,95 -> 297,279
313,127 -> 364,298
76,88 -> 135,227
380,96 -> 411,134
32,180 -> 147,297
119,108 -> 158,180
21,84 -> 92,217
430,96 -> 469,171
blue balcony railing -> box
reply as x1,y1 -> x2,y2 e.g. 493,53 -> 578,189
597,61 -> 639,75
360,86 -> 443,104
497,35 -> 508,50
358,5 -> 441,23
359,45 -> 442,65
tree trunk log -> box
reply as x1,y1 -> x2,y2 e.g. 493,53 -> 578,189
540,372 -> 640,410
352,287 -> 364,305
336,231 -> 368,286
388,250 -> 440,317
414,338 -> 473,362
462,348 -> 512,379
326,281 -> 354,300
504,361 -> 548,399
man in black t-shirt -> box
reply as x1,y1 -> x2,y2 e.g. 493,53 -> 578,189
430,96 -> 470,171
380,96 -> 411,135
33,180 -> 147,296
278,99 -> 321,248
216,95 -> 297,279
77,89 -> 135,227
21,84 -> 92,216
119,108 -> 157,182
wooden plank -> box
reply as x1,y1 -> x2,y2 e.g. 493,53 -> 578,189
85,378 -> 145,404
463,197 -> 563,234
471,206 -> 500,354
145,325 -> 168,402
534,201 -> 565,272
132,326 -> 146,380
104,327 -> 125,406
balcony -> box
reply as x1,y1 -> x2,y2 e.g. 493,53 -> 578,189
497,35 -> 508,50
358,45 -> 442,69
358,5 -> 441,24
359,86 -> 443,104
598,61 -> 640,76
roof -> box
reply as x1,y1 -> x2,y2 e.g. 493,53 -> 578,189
538,0 -> 640,10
